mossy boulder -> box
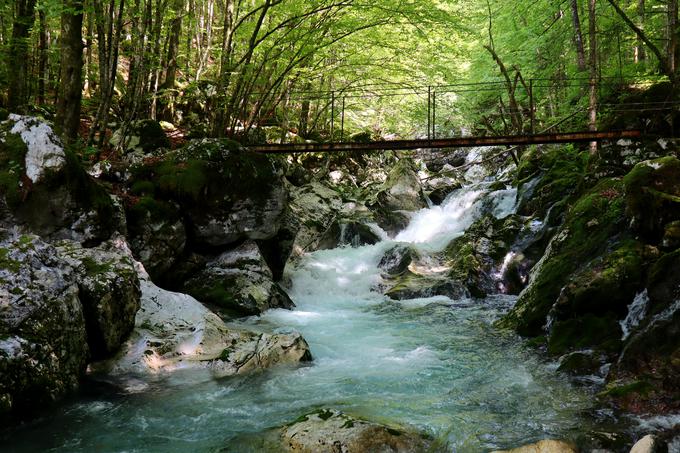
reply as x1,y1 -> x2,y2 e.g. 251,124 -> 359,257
56,240 -> 141,360
110,119 -> 170,155
127,139 -> 288,248
288,181 -> 344,256
183,241 -> 294,317
515,144 -> 588,220
279,409 -> 432,453
0,232 -> 88,419
0,116 -> 118,244
623,156 -> 680,242
499,178 -> 628,336
385,269 -> 468,301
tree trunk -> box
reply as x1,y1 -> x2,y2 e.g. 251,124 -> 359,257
588,0 -> 598,154
37,9 -> 47,105
668,0 -> 678,75
163,0 -> 184,89
56,0 -> 84,143
8,0 -> 38,111
636,0 -> 646,62
571,0 -> 587,71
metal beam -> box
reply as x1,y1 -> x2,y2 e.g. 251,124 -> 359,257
250,130 -> 642,154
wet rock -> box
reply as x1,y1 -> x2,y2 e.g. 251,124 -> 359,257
56,239 -> 141,360
557,350 -> 606,375
630,435 -> 664,453
183,241 -> 295,317
317,220 -> 381,250
99,263 -> 310,376
0,115 -> 118,244
379,244 -> 418,275
280,409 -> 431,453
623,156 -> 680,242
288,181 -> 344,255
0,232 -> 88,418
370,159 -> 427,235
491,439 -> 578,453
499,179 -> 628,336
385,270 -> 467,301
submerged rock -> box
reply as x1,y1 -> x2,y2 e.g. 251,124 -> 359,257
280,409 -> 431,453
0,232 -> 88,417
183,241 -> 294,317
99,262 -> 310,377
56,239 -> 141,360
491,439 -> 578,453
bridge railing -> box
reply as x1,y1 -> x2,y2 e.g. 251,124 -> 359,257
248,76 -> 676,144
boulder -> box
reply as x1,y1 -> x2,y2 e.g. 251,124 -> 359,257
491,439 -> 578,453
183,241 -> 295,317
100,264 -> 310,377
110,119 -> 170,156
623,156 -> 680,242
0,115 -> 119,244
288,181 -> 344,255
317,220 -> 382,250
56,239 -> 141,360
0,232 -> 88,417
385,270 -> 467,301
280,409 -> 431,453
379,244 -> 418,275
629,435 -> 663,453
139,139 -> 287,247
369,159 -> 428,235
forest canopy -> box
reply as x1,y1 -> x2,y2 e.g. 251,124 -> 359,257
0,0 -> 678,145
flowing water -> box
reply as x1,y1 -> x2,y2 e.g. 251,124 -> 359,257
2,184 -> 596,453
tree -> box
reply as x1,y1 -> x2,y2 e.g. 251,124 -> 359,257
56,0 -> 84,142
8,0 -> 38,110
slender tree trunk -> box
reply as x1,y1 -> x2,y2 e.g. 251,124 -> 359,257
668,0 -> 678,74
163,0 -> 184,89
37,9 -> 47,105
57,0 -> 84,142
571,0 -> 587,71
636,0 -> 646,62
588,0 -> 598,154
8,0 -> 38,111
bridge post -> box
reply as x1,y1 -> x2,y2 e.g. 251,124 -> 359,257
432,89 -> 436,139
341,96 -> 345,142
529,79 -> 535,134
427,86 -> 432,141
330,91 -> 336,140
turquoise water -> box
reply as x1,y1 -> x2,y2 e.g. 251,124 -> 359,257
2,186 -> 595,452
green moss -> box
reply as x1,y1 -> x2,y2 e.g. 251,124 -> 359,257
316,409 -> 334,421
385,427 -> 403,436
138,119 -> 171,152
341,419 -> 355,429
0,248 -> 20,273
130,180 -> 155,196
548,314 -> 621,355
218,348 -> 233,361
600,380 -> 654,398
0,133 -> 28,208
81,256 -> 112,276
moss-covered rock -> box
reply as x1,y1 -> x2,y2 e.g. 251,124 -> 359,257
183,241 -> 294,317
384,269 -> 468,301
499,178 -> 628,336
0,232 -> 88,419
56,240 -> 141,360
623,156 -> 680,242
279,409 -> 432,453
110,119 -> 171,155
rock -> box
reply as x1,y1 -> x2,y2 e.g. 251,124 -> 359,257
126,198 -> 186,280
557,350 -> 605,375
623,156 -> 680,242
0,116 -> 118,244
317,220 -> 382,250
280,409 -> 430,453
499,178 -> 628,336
370,159 -> 427,235
385,270 -> 467,301
661,220 -> 680,250
288,181 -> 344,255
183,241 -> 295,317
55,239 -> 141,360
6,114 -> 66,184
630,435 -> 663,453
491,439 -> 578,453
379,244 -> 418,275
100,263 -> 310,377
0,232 -> 88,417
110,119 -> 170,155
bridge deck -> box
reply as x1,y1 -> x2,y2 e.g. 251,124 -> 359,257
251,130 -> 642,154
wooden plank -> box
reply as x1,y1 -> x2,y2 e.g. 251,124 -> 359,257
250,130 -> 642,154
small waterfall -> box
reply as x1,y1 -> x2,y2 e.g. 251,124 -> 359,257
620,290 -> 650,340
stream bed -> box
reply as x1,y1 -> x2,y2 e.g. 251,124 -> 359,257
2,185 -> 599,452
